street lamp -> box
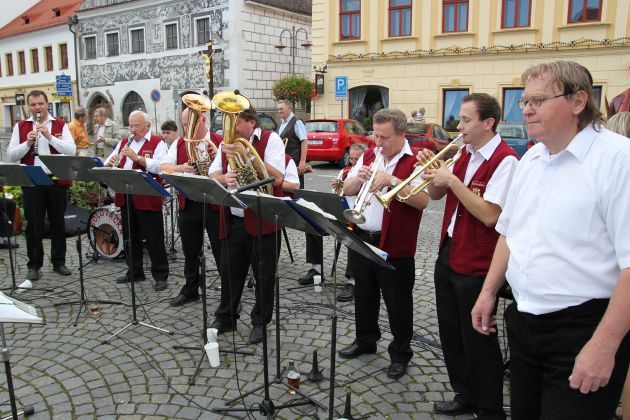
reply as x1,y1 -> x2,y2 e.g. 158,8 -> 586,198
66,14 -> 80,106
312,64 -> 327,118
275,26 -> 312,75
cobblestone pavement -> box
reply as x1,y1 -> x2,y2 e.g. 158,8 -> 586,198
0,166 -> 511,419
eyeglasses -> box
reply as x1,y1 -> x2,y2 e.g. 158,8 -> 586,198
518,93 -> 571,110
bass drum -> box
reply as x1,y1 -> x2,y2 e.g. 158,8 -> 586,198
87,205 -> 125,259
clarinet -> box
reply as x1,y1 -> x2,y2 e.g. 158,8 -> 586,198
33,112 -> 41,155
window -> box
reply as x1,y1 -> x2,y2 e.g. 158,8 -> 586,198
502,0 -> 531,28
503,88 -> 525,122
442,89 -> 469,128
569,0 -> 602,23
165,23 -> 178,49
592,85 -> 602,110
443,0 -> 468,33
389,0 -> 412,37
5,53 -> 13,76
130,28 -> 145,53
340,0 -> 361,40
122,91 -> 147,126
59,43 -> 68,69
84,36 -> 96,59
17,51 -> 25,74
106,32 -> 119,56
44,46 -> 53,71
30,48 -> 39,73
196,18 -> 210,45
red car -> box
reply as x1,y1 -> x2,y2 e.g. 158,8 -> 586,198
306,119 -> 373,168
405,123 -> 454,152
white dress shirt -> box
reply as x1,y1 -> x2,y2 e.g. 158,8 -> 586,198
346,142 -> 421,232
285,158 -> 300,185
496,125 -> 630,315
208,127 -> 285,217
104,132 -> 166,173
164,132 -> 211,165
8,114 -> 77,174
446,134 -> 518,236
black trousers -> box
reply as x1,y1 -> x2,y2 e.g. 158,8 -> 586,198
214,216 -> 280,327
305,233 -> 323,265
120,201 -> 168,282
506,299 -> 630,420
0,197 -> 16,237
434,238 -> 505,418
22,184 -> 67,269
350,230 -> 415,364
177,202 -> 221,297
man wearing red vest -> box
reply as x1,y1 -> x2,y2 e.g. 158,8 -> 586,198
105,111 -> 169,292
208,107 -> 285,345
160,107 -> 222,307
8,90 -> 76,280
420,93 -> 518,419
340,108 -> 429,380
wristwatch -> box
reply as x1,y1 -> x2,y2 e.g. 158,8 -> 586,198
390,177 -> 398,188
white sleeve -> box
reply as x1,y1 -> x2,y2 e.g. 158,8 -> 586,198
264,132 -> 286,173
208,144 -> 223,175
145,141 -> 168,173
483,155 -> 519,208
285,159 -> 300,184
7,123 -> 29,162
104,141 -> 122,166
49,124 -> 76,156
164,139 -> 179,165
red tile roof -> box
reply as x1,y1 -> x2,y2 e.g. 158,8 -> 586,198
0,0 -> 82,39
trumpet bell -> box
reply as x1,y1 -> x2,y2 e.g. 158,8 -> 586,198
343,209 -> 366,225
182,94 -> 213,113
211,91 -> 251,114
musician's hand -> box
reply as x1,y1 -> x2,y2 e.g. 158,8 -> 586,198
37,124 -> 52,140
415,148 -> 436,167
421,160 -> 454,188
222,144 -> 246,161
26,130 -> 37,144
298,161 -> 307,175
179,163 -> 196,174
357,165 -> 371,182
224,172 -> 238,189
471,290 -> 498,335
369,171 -> 394,193
120,147 -> 139,162
331,178 -> 341,189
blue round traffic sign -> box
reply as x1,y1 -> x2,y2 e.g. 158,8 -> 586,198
150,89 -> 161,103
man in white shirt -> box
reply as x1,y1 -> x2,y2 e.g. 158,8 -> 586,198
420,93 -> 518,419
8,90 -> 76,280
105,111 -> 169,292
472,61 -> 630,420
209,107 -> 285,345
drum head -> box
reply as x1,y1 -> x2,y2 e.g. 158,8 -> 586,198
88,206 -> 124,259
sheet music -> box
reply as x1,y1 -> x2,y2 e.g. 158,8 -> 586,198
0,292 -> 43,324
366,242 -> 388,260
294,198 -> 337,220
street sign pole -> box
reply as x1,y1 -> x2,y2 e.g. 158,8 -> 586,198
340,100 -> 343,119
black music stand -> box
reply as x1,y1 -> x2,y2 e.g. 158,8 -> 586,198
212,192 -> 334,416
0,292 -> 41,419
161,174 -> 252,384
0,164 -> 54,295
39,156 -> 123,326
284,198 -> 393,419
89,168 -> 173,343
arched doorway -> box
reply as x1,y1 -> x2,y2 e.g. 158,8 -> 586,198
349,85 -> 389,131
122,91 -> 147,126
87,94 -> 113,135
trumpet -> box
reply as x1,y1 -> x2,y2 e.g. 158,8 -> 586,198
343,147 -> 384,224
332,166 -> 351,196
376,134 -> 464,209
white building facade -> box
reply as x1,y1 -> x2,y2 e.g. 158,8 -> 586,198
76,0 -> 311,133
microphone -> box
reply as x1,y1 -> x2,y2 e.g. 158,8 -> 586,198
233,176 -> 275,194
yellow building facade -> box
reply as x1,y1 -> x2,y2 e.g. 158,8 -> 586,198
311,0 -> 630,128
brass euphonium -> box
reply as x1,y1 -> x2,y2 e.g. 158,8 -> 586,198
181,94 -> 218,176
211,90 -> 272,194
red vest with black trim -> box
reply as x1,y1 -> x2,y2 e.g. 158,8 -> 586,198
114,135 -> 164,211
440,140 -> 518,276
175,132 -> 223,211
340,166 -> 352,181
18,118 -> 72,186
219,129 -> 283,238
361,147 -> 423,258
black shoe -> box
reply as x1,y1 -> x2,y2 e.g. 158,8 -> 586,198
211,319 -> 236,335
249,326 -> 264,344
338,342 -> 377,359
26,268 -> 41,281
116,274 -> 147,284
53,265 -> 71,276
298,268 -> 320,285
169,294 -> 199,307
433,399 -> 476,416
336,283 -> 355,302
154,280 -> 168,291
386,362 -> 407,380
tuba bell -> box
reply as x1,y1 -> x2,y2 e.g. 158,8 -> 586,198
211,90 -> 272,194
181,93 -> 218,176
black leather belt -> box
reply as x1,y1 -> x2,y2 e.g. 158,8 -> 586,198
355,228 -> 381,242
